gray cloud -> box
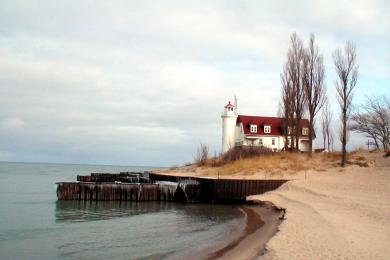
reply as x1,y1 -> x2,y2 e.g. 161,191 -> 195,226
0,0 -> 389,166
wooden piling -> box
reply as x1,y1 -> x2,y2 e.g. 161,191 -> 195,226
57,173 -> 288,203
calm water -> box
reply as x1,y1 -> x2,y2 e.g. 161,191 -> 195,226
0,162 -> 243,259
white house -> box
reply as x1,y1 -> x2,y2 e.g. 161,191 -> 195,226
221,100 -> 312,153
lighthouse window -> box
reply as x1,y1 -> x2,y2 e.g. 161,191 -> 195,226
264,125 -> 271,133
250,125 -> 257,133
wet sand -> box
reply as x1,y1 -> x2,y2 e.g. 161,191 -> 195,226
206,202 -> 285,260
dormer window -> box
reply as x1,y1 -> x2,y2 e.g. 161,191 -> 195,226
302,128 -> 309,135
264,125 -> 271,134
250,124 -> 257,133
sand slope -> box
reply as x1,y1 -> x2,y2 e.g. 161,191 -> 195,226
249,152 -> 390,259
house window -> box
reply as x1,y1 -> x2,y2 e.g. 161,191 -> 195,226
259,138 -> 263,145
264,125 -> 271,133
250,124 -> 257,133
287,127 -> 292,135
272,138 -> 275,146
302,128 -> 309,136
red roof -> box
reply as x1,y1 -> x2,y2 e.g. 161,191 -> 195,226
224,101 -> 234,108
237,115 -> 310,136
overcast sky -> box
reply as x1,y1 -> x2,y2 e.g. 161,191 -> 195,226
0,1 -> 389,166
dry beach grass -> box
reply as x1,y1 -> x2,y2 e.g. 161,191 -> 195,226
161,150 -> 373,179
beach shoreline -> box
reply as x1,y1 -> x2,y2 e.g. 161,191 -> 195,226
201,201 -> 285,260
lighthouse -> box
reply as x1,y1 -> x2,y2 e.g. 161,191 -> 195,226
221,100 -> 238,153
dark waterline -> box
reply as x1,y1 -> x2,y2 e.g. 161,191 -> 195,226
0,162 -> 243,259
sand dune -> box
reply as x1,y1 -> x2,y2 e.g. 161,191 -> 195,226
249,152 -> 390,259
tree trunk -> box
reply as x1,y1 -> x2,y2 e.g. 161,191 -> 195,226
295,124 -> 300,151
308,114 -> 314,157
291,126 -> 295,151
323,133 -> 326,150
373,136 -> 379,150
341,105 -> 347,167
284,133 -> 288,150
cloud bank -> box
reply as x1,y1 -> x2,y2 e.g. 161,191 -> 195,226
0,1 -> 389,166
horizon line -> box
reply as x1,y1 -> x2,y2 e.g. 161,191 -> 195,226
0,160 -> 166,168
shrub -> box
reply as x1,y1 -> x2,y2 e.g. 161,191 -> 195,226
222,146 -> 273,163
194,143 -> 209,166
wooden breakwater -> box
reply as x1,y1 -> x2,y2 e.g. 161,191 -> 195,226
57,172 -> 288,203
149,173 -> 287,202
57,183 -> 191,202
76,172 -> 150,183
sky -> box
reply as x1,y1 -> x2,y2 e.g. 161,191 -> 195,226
0,1 -> 389,166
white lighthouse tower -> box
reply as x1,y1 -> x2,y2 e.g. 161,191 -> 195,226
221,100 -> 238,153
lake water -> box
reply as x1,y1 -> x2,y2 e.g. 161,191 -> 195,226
0,162 -> 243,259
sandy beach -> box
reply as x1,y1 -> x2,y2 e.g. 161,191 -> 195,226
248,151 -> 390,259
159,151 -> 390,259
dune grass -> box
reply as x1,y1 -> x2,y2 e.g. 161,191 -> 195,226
199,152 -> 314,177
163,149 -> 373,178
191,150 -> 371,177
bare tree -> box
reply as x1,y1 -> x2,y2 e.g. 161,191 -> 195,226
333,41 -> 358,167
351,95 -> 390,150
321,111 -> 327,150
280,66 -> 294,150
329,131 -> 334,152
194,143 -> 209,166
321,99 -> 333,151
302,34 -> 326,156
280,32 -> 306,151
290,33 -> 306,150
350,113 -> 380,150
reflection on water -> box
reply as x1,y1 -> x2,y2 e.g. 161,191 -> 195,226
55,200 -> 242,224
55,201 -> 169,223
